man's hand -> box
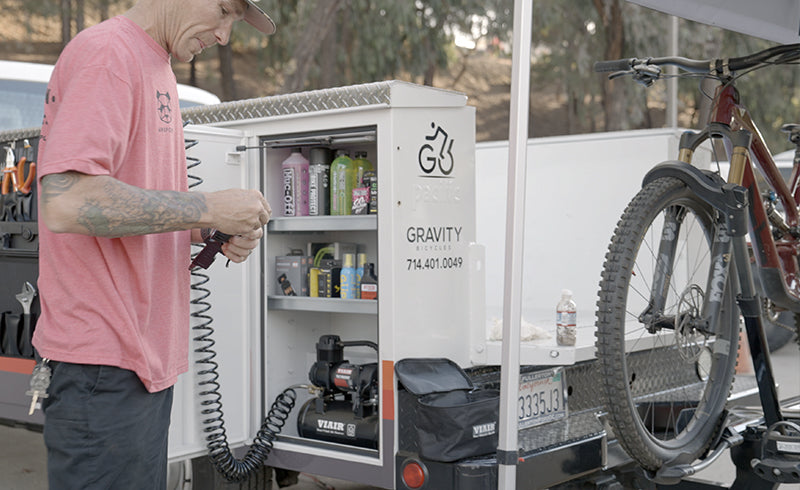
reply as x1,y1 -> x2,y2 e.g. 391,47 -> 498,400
221,228 -> 263,264
204,189 -> 272,236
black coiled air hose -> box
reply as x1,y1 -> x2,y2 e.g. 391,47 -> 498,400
185,131 -> 298,483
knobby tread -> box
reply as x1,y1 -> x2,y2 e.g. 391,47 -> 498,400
594,177 -> 739,471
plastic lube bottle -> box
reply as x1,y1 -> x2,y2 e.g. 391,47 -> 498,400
340,253 -> 357,299
330,150 -> 355,215
355,253 -> 367,299
352,151 -> 374,186
556,289 -> 577,346
281,148 -> 309,216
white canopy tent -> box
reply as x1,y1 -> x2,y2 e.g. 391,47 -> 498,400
629,0 -> 800,44
497,1 -> 800,488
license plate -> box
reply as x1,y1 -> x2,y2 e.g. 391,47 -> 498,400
518,368 -> 568,430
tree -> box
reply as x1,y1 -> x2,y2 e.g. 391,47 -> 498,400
259,0 -> 509,92
280,0 -> 349,93
593,0 -> 625,131
61,0 -> 72,48
218,44 -> 236,100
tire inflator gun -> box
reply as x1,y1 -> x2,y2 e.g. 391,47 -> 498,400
189,229 -> 232,270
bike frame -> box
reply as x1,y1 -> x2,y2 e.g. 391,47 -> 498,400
658,80 -> 793,427
714,83 -> 800,300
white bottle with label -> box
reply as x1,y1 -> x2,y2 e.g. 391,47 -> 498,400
556,289 -> 577,346
281,148 -> 309,216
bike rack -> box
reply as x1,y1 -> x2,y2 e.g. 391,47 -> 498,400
640,151 -> 798,489
653,400 -> 800,489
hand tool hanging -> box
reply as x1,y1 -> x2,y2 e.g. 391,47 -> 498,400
15,282 -> 36,358
15,140 -> 36,195
1,282 -> 36,358
1,145 -> 17,221
1,140 -> 36,222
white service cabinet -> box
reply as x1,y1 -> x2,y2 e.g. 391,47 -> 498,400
178,81 -> 480,487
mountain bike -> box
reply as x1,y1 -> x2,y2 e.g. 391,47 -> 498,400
593,44 -> 800,483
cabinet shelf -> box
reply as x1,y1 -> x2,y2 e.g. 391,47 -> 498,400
267,296 -> 377,314
268,215 -> 377,233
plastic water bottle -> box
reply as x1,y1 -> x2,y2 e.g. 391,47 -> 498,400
281,148 -> 309,216
556,289 -> 577,346
340,253 -> 357,299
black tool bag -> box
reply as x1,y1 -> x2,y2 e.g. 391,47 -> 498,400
395,358 -> 499,462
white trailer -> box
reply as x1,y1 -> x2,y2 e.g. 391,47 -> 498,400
0,82 -> 767,490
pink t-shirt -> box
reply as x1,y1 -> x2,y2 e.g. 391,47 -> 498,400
33,16 -> 191,393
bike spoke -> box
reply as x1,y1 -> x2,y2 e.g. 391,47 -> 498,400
598,179 -> 737,467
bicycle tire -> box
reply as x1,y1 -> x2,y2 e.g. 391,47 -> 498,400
596,176 -> 740,471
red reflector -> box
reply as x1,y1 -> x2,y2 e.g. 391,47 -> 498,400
402,461 -> 425,489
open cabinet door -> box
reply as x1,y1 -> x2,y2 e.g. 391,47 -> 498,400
168,125 -> 259,463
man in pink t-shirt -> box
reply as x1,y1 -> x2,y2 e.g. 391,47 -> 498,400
32,1 -> 276,488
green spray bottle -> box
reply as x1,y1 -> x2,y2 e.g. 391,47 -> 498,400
330,151 -> 355,215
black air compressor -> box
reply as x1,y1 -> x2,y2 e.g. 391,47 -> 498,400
297,335 -> 380,449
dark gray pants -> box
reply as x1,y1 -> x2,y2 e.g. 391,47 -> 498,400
42,362 -> 173,490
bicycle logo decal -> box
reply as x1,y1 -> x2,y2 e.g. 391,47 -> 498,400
418,122 -> 455,177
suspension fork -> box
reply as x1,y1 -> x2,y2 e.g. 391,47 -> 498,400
643,126 -> 783,425
639,205 -> 685,331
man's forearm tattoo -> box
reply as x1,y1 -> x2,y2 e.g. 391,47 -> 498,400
76,179 -> 208,237
40,173 -> 79,206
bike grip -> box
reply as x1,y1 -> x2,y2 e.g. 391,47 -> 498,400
594,58 -> 634,73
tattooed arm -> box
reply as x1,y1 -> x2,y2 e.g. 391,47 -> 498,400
39,171 -> 272,238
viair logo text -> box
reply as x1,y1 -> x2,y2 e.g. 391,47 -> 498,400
317,419 -> 345,433
473,422 -> 496,438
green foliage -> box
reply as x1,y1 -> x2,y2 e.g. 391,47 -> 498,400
8,0 -> 799,151
258,0 -> 512,88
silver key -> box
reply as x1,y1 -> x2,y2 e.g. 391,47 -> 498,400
26,359 -> 51,415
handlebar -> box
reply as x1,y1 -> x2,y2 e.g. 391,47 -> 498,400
594,58 -> 635,73
595,43 -> 800,83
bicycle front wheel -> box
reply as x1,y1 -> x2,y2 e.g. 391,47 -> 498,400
595,176 -> 739,471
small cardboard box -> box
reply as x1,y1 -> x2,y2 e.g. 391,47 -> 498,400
275,255 -> 312,296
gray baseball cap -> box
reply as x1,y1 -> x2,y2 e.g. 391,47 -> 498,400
244,0 -> 276,35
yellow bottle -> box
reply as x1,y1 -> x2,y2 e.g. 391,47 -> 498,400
353,151 -> 374,187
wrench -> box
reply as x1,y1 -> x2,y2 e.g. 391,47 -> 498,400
15,281 -> 36,358
15,281 -> 35,316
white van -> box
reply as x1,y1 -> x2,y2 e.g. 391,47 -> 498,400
0,60 -> 221,131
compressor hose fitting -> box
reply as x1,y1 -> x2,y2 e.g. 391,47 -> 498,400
185,132 -> 297,483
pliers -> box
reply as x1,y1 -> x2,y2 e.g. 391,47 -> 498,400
1,145 -> 16,195
1,140 -> 36,195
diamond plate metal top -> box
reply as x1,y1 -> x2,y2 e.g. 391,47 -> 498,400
181,80 -> 466,125
0,81 -> 466,141
0,127 -> 41,142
